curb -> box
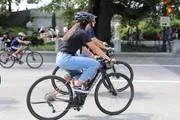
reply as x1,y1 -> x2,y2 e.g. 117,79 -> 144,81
113,52 -> 180,57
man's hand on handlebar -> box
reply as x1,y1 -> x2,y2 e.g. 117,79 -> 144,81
107,47 -> 113,51
95,55 -> 116,64
24,41 -> 31,45
110,58 -> 116,64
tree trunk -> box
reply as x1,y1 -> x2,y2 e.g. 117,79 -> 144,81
88,0 -> 101,36
96,0 -> 116,44
8,0 -> 12,13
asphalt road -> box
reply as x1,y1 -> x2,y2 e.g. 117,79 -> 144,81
0,56 -> 180,120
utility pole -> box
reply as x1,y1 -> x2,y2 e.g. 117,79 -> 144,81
160,0 -> 172,52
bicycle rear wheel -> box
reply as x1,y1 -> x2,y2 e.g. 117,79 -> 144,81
52,66 -> 70,95
0,51 -> 15,68
26,51 -> 43,69
27,75 -> 73,120
95,72 -> 134,115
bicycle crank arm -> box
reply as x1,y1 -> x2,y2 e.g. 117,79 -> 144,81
31,101 -> 47,104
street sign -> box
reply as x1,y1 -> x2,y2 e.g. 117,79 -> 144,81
160,16 -> 170,26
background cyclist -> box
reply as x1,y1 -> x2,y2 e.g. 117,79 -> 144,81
11,32 -> 30,64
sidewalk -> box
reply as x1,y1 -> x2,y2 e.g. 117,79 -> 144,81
36,51 -> 180,57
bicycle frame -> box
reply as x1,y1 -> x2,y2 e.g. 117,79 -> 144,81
86,67 -> 117,95
16,45 -> 32,61
58,62 -> 117,97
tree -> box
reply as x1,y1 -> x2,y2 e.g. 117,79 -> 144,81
88,0 -> 180,43
41,0 -> 88,26
0,0 -> 22,13
29,0 -> 180,43
52,12 -> 56,30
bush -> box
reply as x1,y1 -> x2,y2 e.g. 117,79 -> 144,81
120,27 -> 128,40
26,36 -> 44,46
0,27 -> 27,37
122,43 -> 161,52
143,32 -> 158,40
171,19 -> 180,27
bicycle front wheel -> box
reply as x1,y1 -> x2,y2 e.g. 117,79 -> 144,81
26,51 -> 43,69
95,72 -> 134,115
105,60 -> 134,92
27,75 -> 73,120
0,51 -> 15,68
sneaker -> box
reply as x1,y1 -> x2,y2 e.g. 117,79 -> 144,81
19,61 -> 24,65
73,86 -> 89,94
73,86 -> 88,108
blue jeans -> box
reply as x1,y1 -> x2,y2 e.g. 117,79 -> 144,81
56,52 -> 100,82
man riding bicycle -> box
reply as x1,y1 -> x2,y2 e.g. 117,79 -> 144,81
11,32 -> 30,64
76,13 -> 112,58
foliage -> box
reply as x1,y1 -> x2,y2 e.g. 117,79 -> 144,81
171,18 -> 180,27
40,0 -> 88,25
0,0 -> 22,13
26,36 -> 44,46
120,16 -> 180,41
120,27 -> 128,40
122,43 -> 161,52
0,27 -> 27,37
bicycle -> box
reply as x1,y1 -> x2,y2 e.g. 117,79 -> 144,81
26,57 -> 134,120
52,48 -> 134,92
0,43 -> 43,69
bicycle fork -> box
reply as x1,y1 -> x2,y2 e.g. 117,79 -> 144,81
104,74 -> 117,96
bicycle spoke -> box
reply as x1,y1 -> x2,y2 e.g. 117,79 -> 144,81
27,75 -> 72,120
0,52 -> 15,68
95,73 -> 134,115
26,52 -> 43,69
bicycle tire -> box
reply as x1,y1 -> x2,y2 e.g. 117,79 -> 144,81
52,66 -> 70,95
95,72 -> 134,115
0,51 -> 15,68
26,51 -> 43,69
26,75 -> 73,120
104,60 -> 134,92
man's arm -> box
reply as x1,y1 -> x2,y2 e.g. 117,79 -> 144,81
91,37 -> 111,51
18,40 -> 29,44
82,46 -> 94,58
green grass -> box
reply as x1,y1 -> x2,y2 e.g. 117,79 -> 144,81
30,44 -> 55,51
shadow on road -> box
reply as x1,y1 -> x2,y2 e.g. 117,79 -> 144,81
75,113 -> 153,120
134,91 -> 152,100
0,97 -> 19,111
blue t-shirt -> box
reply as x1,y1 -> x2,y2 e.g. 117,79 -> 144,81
86,27 -> 95,39
76,26 -> 95,55
11,37 -> 20,47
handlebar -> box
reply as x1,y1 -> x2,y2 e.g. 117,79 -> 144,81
104,44 -> 115,57
96,56 -> 114,70
106,48 -> 115,57
25,42 -> 32,46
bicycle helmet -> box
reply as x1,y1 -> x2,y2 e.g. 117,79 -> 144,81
18,32 -> 26,37
75,12 -> 97,23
